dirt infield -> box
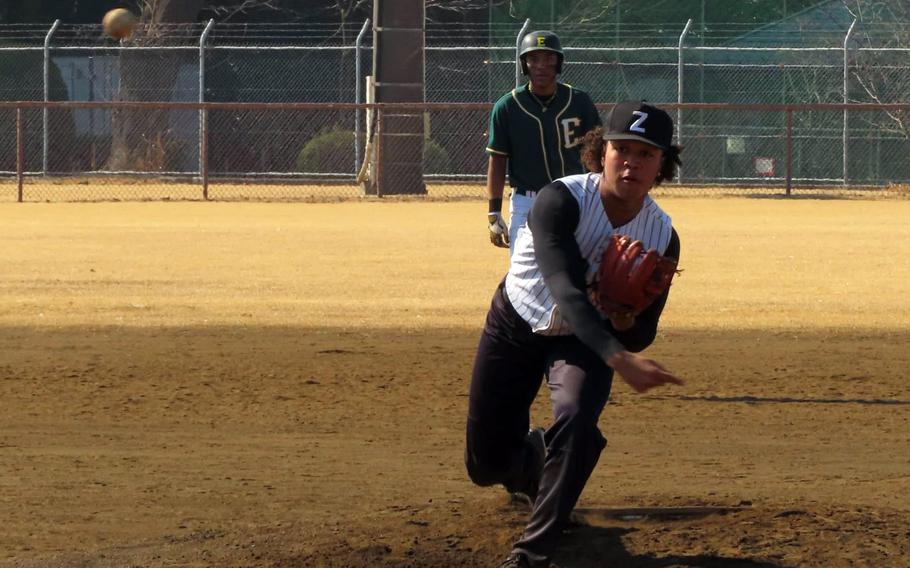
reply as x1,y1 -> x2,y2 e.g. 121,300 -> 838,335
2,198 -> 909,568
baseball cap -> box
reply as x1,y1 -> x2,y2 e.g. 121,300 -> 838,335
602,101 -> 674,150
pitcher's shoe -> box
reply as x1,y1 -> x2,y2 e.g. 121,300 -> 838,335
497,552 -> 531,568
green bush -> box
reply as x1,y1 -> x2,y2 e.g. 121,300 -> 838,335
423,138 -> 451,174
296,129 -> 452,175
296,130 -> 355,173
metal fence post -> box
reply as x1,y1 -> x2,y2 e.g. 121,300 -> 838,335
376,107 -> 384,197
355,18 -> 371,175
843,18 -> 857,186
43,19 -> 61,175
677,19 -> 692,183
785,106 -> 793,196
202,106 -> 209,200
199,19 -> 214,185
515,19 -> 530,88
17,108 -> 25,202
487,6 -> 492,102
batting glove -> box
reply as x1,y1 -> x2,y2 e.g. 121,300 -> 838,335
488,212 -> 510,248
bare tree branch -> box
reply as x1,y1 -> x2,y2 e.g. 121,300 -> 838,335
425,0 -> 493,12
555,0 -> 616,26
208,0 -> 281,22
838,0 -> 910,137
851,69 -> 910,136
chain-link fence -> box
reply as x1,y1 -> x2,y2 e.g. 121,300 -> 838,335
2,101 -> 910,202
3,18 -> 910,200
5,20 -> 910,104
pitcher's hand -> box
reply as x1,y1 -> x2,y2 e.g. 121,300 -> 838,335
607,351 -> 683,393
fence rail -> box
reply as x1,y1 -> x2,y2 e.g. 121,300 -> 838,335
2,100 -> 909,202
5,18 -> 910,201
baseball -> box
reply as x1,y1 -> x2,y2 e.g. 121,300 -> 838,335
102,8 -> 136,40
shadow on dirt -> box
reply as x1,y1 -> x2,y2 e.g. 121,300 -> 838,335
554,525 -> 786,568
650,394 -> 910,406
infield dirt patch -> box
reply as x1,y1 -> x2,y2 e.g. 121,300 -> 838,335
1,198 -> 909,567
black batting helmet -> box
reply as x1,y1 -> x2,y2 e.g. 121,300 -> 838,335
519,30 -> 563,75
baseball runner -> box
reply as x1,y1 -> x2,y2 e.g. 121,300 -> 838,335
486,30 -> 602,254
466,101 -> 685,568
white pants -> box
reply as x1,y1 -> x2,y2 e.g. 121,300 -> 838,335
508,191 -> 537,255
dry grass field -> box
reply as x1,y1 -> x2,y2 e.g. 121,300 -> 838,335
1,196 -> 909,568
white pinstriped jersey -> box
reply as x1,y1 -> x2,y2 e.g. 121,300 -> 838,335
504,172 -> 674,336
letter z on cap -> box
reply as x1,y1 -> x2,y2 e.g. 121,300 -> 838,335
602,101 -> 674,150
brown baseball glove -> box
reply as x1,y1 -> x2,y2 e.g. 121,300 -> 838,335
593,234 -> 679,316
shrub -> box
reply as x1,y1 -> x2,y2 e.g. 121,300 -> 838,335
296,130 -> 451,174
296,129 -> 355,174
423,138 -> 451,174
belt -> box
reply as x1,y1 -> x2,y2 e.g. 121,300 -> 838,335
513,188 -> 538,197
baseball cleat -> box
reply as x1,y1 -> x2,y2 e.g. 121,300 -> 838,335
497,552 -> 532,568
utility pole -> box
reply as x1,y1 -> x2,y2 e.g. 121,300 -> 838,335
370,0 -> 426,195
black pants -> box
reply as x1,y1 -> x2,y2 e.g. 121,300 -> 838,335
465,281 -> 612,567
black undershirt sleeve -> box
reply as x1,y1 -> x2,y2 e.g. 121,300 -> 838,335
530,182 -> 624,362
529,183 -> 681,361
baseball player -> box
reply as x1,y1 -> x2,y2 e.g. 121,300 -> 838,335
466,101 -> 684,568
486,30 -> 602,254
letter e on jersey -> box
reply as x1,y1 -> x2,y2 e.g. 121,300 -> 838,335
561,117 -> 583,149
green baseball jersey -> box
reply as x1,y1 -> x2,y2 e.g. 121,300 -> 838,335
486,82 -> 601,192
